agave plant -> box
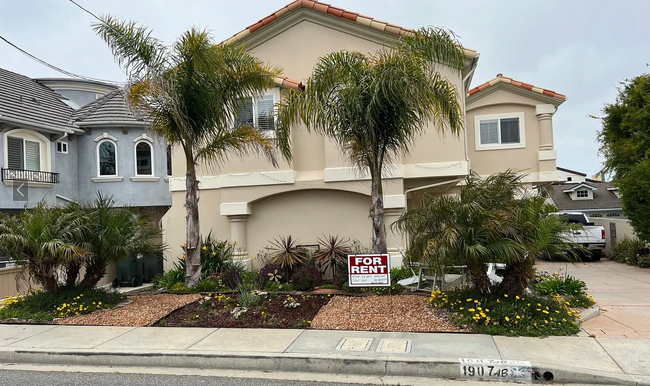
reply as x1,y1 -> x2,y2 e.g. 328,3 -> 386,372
268,236 -> 307,271
314,235 -> 352,278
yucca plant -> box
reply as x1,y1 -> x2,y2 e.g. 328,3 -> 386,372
268,236 -> 307,271
314,235 -> 351,278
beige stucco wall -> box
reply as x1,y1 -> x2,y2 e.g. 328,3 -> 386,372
591,217 -> 635,253
466,88 -> 562,180
466,102 -> 539,176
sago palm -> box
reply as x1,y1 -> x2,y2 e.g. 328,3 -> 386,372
276,27 -> 465,254
0,203 -> 87,293
94,17 -> 282,286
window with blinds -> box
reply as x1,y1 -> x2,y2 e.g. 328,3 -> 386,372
7,136 -> 40,170
234,93 -> 275,132
7,137 -> 24,169
478,116 -> 521,146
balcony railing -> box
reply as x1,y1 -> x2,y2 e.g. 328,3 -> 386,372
1,168 -> 60,184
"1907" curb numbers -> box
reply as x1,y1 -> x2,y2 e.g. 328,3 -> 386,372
460,358 -> 532,382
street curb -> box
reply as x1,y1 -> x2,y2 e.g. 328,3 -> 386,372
0,348 -> 639,385
580,305 -> 601,322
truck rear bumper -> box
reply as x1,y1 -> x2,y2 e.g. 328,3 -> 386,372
586,243 -> 606,251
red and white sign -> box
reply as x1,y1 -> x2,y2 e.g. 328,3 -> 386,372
347,254 -> 391,287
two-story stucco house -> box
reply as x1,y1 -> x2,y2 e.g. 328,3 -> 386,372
160,0 -> 567,270
0,68 -> 171,215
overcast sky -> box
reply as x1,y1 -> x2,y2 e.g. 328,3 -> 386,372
1,0 -> 648,177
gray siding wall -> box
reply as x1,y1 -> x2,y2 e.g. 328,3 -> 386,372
76,126 -> 170,207
0,126 -> 170,210
0,129 -> 78,209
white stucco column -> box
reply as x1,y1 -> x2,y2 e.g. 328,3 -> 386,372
384,195 -> 406,268
228,215 -> 249,259
536,104 -> 556,151
220,202 -> 252,260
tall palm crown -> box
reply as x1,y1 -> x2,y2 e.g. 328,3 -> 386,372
276,27 -> 466,253
94,17 -> 282,286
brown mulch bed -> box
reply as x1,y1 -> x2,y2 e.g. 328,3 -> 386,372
154,293 -> 331,328
310,294 -> 466,332
57,294 -> 201,327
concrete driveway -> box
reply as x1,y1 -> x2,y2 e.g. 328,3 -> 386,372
536,259 -> 650,338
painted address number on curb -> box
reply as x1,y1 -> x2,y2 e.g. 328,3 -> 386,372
459,358 -> 532,382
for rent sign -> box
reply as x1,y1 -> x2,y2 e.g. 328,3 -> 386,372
347,254 -> 391,287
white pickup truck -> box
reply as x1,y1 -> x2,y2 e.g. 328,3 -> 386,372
555,212 -> 606,261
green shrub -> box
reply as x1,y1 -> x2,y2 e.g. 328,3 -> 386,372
292,263 -> 321,291
612,237 -> 646,265
193,278 -> 228,293
0,287 -> 126,321
238,290 -> 261,307
152,265 -> 185,290
430,289 -> 581,337
221,267 -> 242,289
390,267 -> 413,283
263,281 -> 293,292
535,275 -> 587,297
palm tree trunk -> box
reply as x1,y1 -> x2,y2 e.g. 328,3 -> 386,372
64,262 -> 81,288
79,264 -> 107,289
185,160 -> 202,287
370,171 -> 388,254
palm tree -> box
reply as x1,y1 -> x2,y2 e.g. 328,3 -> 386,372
0,203 -> 87,293
394,170 -> 581,294
94,17 -> 282,286
76,193 -> 164,289
275,27 -> 465,254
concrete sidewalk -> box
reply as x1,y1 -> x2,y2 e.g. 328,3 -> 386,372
0,324 -> 648,385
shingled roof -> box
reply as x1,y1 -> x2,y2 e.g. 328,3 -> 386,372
468,74 -> 566,101
0,67 -> 76,132
71,89 -> 146,127
546,182 -> 622,211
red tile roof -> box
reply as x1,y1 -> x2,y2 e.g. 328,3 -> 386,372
467,74 -> 566,101
222,0 -> 477,58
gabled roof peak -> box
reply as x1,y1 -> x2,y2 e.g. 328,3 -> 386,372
468,74 -> 566,101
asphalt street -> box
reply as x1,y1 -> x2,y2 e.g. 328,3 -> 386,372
0,370 -> 376,386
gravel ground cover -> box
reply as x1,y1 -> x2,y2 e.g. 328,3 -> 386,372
58,294 -> 201,327
155,293 -> 330,328
311,294 -> 466,332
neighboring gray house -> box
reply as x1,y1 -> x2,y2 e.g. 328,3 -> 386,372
545,180 -> 624,219
0,67 -> 170,214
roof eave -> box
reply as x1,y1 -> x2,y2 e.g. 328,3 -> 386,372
0,115 -> 83,135
75,121 -> 149,128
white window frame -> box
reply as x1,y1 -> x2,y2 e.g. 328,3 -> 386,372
2,129 -> 51,172
96,139 -> 118,177
134,140 -> 154,176
56,141 -> 68,154
474,112 -> 526,151
234,88 -> 280,138
576,189 -> 589,198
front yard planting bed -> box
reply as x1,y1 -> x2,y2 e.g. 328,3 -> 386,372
154,293 -> 331,329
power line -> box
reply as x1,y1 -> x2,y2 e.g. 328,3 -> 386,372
68,0 -> 105,25
0,35 -> 124,85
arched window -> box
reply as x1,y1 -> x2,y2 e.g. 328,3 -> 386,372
135,141 -> 153,176
98,140 -> 117,176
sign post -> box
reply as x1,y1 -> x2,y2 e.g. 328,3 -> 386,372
347,254 -> 391,287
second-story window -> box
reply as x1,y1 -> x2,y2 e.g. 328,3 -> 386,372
576,189 -> 589,198
475,113 -> 525,150
235,92 -> 276,133
135,141 -> 153,176
98,140 -> 117,176
166,145 -> 172,176
7,136 -> 40,171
